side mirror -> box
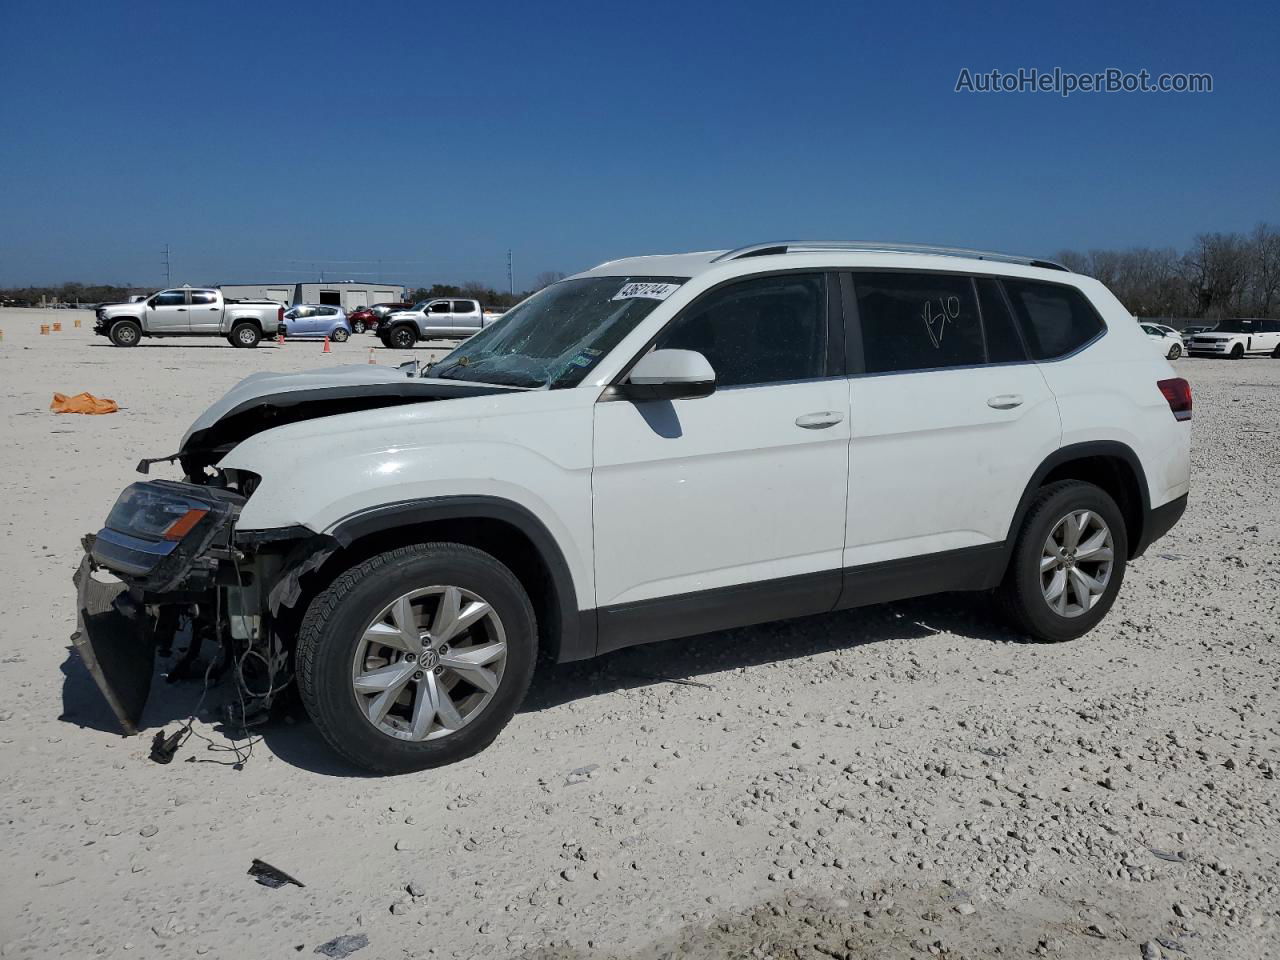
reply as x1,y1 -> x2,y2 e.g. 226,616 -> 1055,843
616,349 -> 715,401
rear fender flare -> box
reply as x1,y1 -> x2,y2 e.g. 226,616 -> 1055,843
1002,441 -> 1151,569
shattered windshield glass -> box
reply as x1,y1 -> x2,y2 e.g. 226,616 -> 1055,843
429,277 -> 686,389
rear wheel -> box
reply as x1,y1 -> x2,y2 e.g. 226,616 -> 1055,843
109,319 -> 141,347
231,323 -> 261,348
996,480 -> 1127,642
351,319 -> 366,334
331,327 -> 350,342
1230,343 -> 1245,359
387,324 -> 417,349
297,543 -> 537,774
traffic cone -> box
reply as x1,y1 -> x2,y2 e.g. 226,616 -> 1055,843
368,347 -> 375,364
322,336 -> 331,353
52,321 -> 62,332
74,317 -> 82,328
40,324 -> 49,335
276,331 -> 284,345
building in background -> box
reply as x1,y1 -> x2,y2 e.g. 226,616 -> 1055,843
216,281 -> 407,311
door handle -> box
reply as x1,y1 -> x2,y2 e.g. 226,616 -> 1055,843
795,411 -> 844,429
987,394 -> 1023,410
176,308 -> 186,312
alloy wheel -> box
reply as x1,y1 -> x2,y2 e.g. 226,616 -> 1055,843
351,585 -> 507,741
1040,510 -> 1114,618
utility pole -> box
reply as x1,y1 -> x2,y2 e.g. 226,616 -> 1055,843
161,244 -> 171,287
507,249 -> 513,296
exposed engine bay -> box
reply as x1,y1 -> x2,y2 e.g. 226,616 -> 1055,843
72,367 -> 517,736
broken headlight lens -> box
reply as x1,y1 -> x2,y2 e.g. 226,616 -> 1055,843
105,483 -> 221,541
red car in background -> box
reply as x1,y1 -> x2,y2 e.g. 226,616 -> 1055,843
347,302 -> 415,334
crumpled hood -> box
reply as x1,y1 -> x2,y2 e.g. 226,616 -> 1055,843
182,366 -> 413,444
176,365 -> 519,473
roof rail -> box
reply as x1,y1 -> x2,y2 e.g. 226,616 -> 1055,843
711,241 -> 1069,272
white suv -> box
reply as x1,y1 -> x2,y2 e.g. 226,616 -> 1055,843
76,242 -> 1192,774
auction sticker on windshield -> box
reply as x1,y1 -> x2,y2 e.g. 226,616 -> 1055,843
612,281 -> 681,301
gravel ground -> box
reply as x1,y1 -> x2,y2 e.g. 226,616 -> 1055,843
0,309 -> 1277,960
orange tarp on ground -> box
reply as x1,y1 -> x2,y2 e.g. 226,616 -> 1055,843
51,392 -> 119,414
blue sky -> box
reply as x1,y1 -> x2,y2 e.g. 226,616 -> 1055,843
1,0 -> 1276,289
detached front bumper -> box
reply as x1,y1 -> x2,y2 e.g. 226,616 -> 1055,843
71,480 -> 247,733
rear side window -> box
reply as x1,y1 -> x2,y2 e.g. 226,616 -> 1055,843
855,272 -> 984,373
1002,279 -> 1105,360
655,273 -> 827,387
452,300 -> 475,314
975,278 -> 1027,364
189,290 -> 217,305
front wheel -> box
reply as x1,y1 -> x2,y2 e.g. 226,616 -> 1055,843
330,327 -> 350,342
297,543 -> 537,774
1168,342 -> 1182,360
996,480 -> 1127,642
350,319 -> 366,334
1230,343 -> 1245,359
109,320 -> 141,347
387,324 -> 417,349
231,323 -> 261,348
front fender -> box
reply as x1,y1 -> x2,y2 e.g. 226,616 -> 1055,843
219,388 -> 598,616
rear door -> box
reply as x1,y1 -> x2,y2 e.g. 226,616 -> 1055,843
452,300 -> 481,336
188,289 -> 221,332
145,289 -> 189,333
843,271 -> 1060,570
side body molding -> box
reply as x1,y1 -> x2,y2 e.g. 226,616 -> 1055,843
327,496 -> 596,663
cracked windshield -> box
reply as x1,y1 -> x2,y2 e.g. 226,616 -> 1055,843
429,276 -> 686,388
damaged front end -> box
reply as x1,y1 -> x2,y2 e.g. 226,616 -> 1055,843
72,367 -> 510,735
72,475 -> 330,735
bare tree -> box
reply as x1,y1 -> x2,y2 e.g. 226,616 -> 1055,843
1182,233 -> 1249,318
1247,223 -> 1280,316
532,271 -> 567,291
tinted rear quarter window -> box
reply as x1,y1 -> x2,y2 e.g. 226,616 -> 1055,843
855,272 -> 985,373
1002,279 -> 1105,360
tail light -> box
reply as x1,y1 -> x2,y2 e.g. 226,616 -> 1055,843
278,306 -> 285,324
1157,377 -> 1192,421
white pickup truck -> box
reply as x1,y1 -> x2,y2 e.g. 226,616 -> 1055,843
95,287 -> 284,348
376,298 -> 502,349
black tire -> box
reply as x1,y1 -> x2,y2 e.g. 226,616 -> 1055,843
995,480 -> 1128,643
109,319 -> 141,347
1230,343 -> 1245,359
231,323 -> 261,348
1167,343 -> 1182,360
297,543 -> 537,774
350,319 -> 366,334
386,324 -> 417,349
331,327 -> 350,343
1271,343 -> 1280,359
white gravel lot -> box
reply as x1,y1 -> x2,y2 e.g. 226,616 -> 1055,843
0,308 -> 1277,960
